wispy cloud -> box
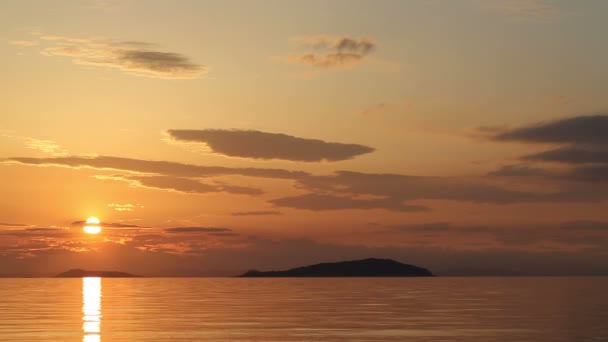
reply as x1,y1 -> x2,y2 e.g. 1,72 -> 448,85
0,222 -> 29,227
71,220 -> 142,228
107,203 -> 143,212
15,34 -> 206,79
230,211 -> 283,216
5,155 -> 305,179
25,227 -> 65,232
0,227 -> 71,238
288,35 -> 376,68
23,138 -> 68,156
10,40 -> 39,47
166,129 -> 375,162
165,227 -> 232,233
95,174 -> 264,196
1,134 -> 67,156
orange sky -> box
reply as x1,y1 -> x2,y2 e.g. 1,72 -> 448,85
1,0 -> 607,276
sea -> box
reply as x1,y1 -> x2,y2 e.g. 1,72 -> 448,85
0,277 -> 606,341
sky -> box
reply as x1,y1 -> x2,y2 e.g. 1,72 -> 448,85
1,0 -> 607,276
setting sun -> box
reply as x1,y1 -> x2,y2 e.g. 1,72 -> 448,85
85,217 -> 100,225
83,217 -> 101,235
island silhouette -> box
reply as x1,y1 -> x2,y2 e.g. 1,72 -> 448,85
238,258 -> 433,277
55,269 -> 138,278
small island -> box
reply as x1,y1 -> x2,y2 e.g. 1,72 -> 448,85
238,258 -> 433,277
55,269 -> 139,278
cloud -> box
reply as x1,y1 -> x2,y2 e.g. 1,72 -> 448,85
561,221 -> 608,231
25,227 -> 64,232
270,193 -> 429,212
230,211 -> 283,216
167,129 -> 375,162
286,171 -> 602,207
22,138 -> 68,156
295,36 -> 376,53
165,227 -> 232,233
71,220 -> 142,228
487,115 -> 608,182
39,35 -> 91,43
390,222 -> 492,235
271,167 -> 608,211
568,165 -> 608,182
208,232 -> 240,237
391,222 -> 456,232
489,230 -> 604,247
491,115 -> 608,146
95,174 -> 264,196
485,163 -> 608,184
107,203 -> 143,212
288,53 -> 365,68
1,134 -> 67,156
10,40 -> 39,47
386,221 -> 607,247
523,146 -> 608,165
0,223 -> 29,227
6,154 -> 608,213
0,227 -> 71,238
20,35 -> 205,79
486,164 -> 556,177
288,35 -> 376,68
4,155 -> 306,179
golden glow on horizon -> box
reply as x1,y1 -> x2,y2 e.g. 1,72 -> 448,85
82,277 -> 102,342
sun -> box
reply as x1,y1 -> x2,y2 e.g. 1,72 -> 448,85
83,217 -> 102,235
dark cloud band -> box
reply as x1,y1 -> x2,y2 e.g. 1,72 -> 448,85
167,129 -> 375,162
492,115 -> 608,145
486,114 -> 608,183
6,155 -> 608,212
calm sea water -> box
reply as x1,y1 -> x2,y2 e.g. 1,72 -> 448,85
0,277 -> 606,341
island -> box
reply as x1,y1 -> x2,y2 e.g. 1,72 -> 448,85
238,258 -> 433,277
55,269 -> 139,278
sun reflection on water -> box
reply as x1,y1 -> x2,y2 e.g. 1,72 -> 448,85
82,277 -> 102,342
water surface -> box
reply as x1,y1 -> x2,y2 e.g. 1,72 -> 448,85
1,277 -> 607,341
